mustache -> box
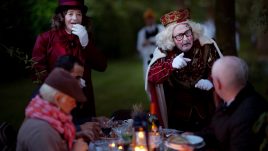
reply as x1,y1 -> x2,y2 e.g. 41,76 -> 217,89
182,40 -> 191,46
182,42 -> 191,46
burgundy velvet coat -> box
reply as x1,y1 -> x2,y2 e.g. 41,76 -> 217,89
32,28 -> 107,124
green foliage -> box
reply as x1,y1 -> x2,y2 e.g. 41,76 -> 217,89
249,0 -> 268,34
236,0 -> 268,35
253,112 -> 268,151
0,79 -> 35,129
27,0 -> 57,35
86,0 -> 178,58
0,43 -> 44,84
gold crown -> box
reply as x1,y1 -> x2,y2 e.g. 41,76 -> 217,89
160,8 -> 190,26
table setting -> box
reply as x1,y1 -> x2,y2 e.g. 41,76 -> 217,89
89,119 -> 205,151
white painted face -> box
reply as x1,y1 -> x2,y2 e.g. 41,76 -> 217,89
64,9 -> 82,34
172,23 -> 194,52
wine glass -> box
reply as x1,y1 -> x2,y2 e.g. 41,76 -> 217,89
101,121 -> 112,138
112,120 -> 133,151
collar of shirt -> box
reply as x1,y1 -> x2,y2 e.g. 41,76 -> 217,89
225,99 -> 235,107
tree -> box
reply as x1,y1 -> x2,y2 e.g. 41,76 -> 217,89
215,0 -> 237,55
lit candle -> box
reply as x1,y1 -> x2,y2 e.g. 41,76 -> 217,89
134,146 -> 148,151
138,131 -> 145,139
109,142 -> 116,148
118,145 -> 123,150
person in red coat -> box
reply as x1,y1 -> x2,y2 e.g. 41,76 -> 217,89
145,8 -> 223,131
31,0 -> 107,121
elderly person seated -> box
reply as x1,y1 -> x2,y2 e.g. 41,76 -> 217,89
17,68 -> 88,151
195,56 -> 268,151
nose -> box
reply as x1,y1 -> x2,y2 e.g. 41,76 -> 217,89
182,34 -> 188,40
71,14 -> 77,21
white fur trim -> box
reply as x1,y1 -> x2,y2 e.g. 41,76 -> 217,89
155,24 -> 176,51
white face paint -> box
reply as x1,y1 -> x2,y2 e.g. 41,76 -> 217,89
172,23 -> 194,52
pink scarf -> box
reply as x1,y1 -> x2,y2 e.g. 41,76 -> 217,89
25,95 -> 75,149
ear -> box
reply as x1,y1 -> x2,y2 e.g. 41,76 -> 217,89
54,92 -> 62,106
214,78 -> 222,90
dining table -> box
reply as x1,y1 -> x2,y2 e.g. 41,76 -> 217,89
87,119 -> 206,151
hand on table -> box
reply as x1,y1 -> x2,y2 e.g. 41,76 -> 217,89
79,122 -> 101,141
92,116 -> 109,124
73,138 -> 88,151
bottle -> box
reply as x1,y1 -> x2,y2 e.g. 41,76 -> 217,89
148,102 -> 161,151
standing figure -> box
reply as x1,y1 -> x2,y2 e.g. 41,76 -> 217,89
31,0 -> 107,119
137,8 -> 164,79
202,6 -> 216,39
145,8 -> 223,131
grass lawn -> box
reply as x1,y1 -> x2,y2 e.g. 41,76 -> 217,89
0,56 -> 149,130
93,56 -> 150,116
0,79 -> 36,130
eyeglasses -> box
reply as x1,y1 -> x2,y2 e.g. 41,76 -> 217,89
172,29 -> 193,41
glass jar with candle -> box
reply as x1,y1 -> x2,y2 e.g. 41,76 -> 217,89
132,113 -> 149,151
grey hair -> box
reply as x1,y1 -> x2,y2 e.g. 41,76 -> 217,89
155,20 -> 205,51
39,84 -> 58,103
213,56 -> 248,88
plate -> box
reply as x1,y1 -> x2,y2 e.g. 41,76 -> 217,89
183,135 -> 205,149
162,128 -> 183,137
165,141 -> 193,151
99,137 -> 118,140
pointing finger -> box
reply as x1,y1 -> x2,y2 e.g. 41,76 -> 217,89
178,53 -> 184,57
184,58 -> 191,62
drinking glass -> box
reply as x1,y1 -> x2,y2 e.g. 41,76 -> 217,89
101,121 -> 112,138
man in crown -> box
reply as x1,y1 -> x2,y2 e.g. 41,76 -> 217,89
145,8 -> 223,131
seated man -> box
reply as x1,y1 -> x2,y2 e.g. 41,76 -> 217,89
195,56 -> 268,150
55,55 -> 109,141
17,68 -> 88,151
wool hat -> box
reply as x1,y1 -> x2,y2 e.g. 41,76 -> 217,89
55,0 -> 88,14
44,68 -> 86,102
160,8 -> 190,27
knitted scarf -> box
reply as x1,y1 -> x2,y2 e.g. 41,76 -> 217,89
25,95 -> 75,149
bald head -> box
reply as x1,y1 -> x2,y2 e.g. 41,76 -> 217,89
212,56 -> 248,90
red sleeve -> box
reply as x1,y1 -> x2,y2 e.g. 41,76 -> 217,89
31,33 -> 49,84
148,57 -> 174,84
